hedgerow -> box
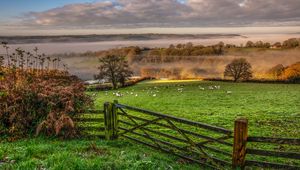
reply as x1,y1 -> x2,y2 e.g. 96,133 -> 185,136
0,43 -> 91,139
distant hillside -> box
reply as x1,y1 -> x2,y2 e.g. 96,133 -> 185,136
0,34 -> 241,44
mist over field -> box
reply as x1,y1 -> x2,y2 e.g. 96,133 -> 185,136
62,48 -> 300,80
1,33 -> 300,80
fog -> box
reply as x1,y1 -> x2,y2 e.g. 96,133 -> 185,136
1,34 -> 299,55
1,33 -> 299,80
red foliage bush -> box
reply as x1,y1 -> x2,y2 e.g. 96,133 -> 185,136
0,69 -> 91,138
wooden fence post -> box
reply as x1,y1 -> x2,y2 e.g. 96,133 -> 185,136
232,118 -> 248,170
104,101 -> 118,140
112,100 -> 119,139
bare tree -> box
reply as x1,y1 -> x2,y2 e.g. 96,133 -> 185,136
224,58 -> 252,82
0,55 -> 4,69
1,42 -> 10,67
95,54 -> 132,89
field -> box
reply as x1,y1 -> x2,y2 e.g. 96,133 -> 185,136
93,80 -> 300,137
0,138 -> 199,170
1,80 -> 299,169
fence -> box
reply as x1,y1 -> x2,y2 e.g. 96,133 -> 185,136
74,109 -> 105,139
78,101 -> 300,169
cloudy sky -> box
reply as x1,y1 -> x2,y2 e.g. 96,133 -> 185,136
1,0 -> 300,35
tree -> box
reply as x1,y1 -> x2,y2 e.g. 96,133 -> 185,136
0,55 -> 4,69
282,38 -> 300,48
267,64 -> 285,79
224,58 -> 253,82
245,41 -> 254,48
281,62 -> 300,82
254,41 -> 264,48
95,54 -> 132,89
273,42 -> 281,48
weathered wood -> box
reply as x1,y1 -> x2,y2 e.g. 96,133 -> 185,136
104,101 -> 118,140
247,148 -> 300,160
118,110 -> 164,149
74,117 -> 104,122
247,136 -> 300,145
118,117 -> 162,136
116,104 -> 232,134
232,118 -> 248,170
245,160 -> 300,170
119,120 -> 232,157
118,110 -> 232,146
122,134 -> 218,169
84,134 -> 106,139
197,135 -> 233,146
78,110 -> 104,114
78,126 -> 105,131
120,127 -> 231,166
112,100 -> 119,139
119,119 -> 188,143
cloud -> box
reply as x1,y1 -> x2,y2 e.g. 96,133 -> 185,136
20,0 -> 300,28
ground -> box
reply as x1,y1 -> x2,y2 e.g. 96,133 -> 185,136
1,80 -> 299,169
93,80 -> 300,137
0,138 -> 199,170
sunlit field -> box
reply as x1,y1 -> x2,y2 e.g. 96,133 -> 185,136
1,80 -> 299,169
92,80 -> 300,137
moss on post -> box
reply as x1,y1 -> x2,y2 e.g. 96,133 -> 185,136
104,101 -> 118,140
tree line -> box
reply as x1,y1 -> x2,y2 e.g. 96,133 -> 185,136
96,54 -> 300,88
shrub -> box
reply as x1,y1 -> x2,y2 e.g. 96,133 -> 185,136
281,62 -> 300,83
0,69 -> 91,138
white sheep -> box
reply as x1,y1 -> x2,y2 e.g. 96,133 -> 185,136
226,91 -> 232,94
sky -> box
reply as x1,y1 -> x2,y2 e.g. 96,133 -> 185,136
0,0 -> 300,35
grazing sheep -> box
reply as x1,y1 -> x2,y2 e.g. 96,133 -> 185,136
177,88 -> 184,93
198,86 -> 205,90
226,91 -> 232,94
153,94 -> 157,97
115,92 -> 123,97
214,85 -> 221,89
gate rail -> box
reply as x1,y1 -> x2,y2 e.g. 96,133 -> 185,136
75,109 -> 105,138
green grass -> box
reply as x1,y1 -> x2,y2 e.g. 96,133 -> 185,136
0,137 -> 199,170
1,80 -> 299,169
92,80 -> 300,137
90,80 -> 300,167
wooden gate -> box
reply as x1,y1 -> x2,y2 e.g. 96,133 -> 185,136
104,101 -> 234,169
82,101 -> 300,169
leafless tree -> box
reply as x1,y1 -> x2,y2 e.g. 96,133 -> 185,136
224,58 -> 252,82
95,54 -> 132,89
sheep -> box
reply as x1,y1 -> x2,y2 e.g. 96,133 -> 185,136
198,86 -> 205,90
115,93 -> 123,97
177,88 -> 184,93
226,91 -> 232,94
208,86 -> 214,90
214,85 -> 221,89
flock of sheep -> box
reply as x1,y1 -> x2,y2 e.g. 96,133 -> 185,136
103,84 -> 232,98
